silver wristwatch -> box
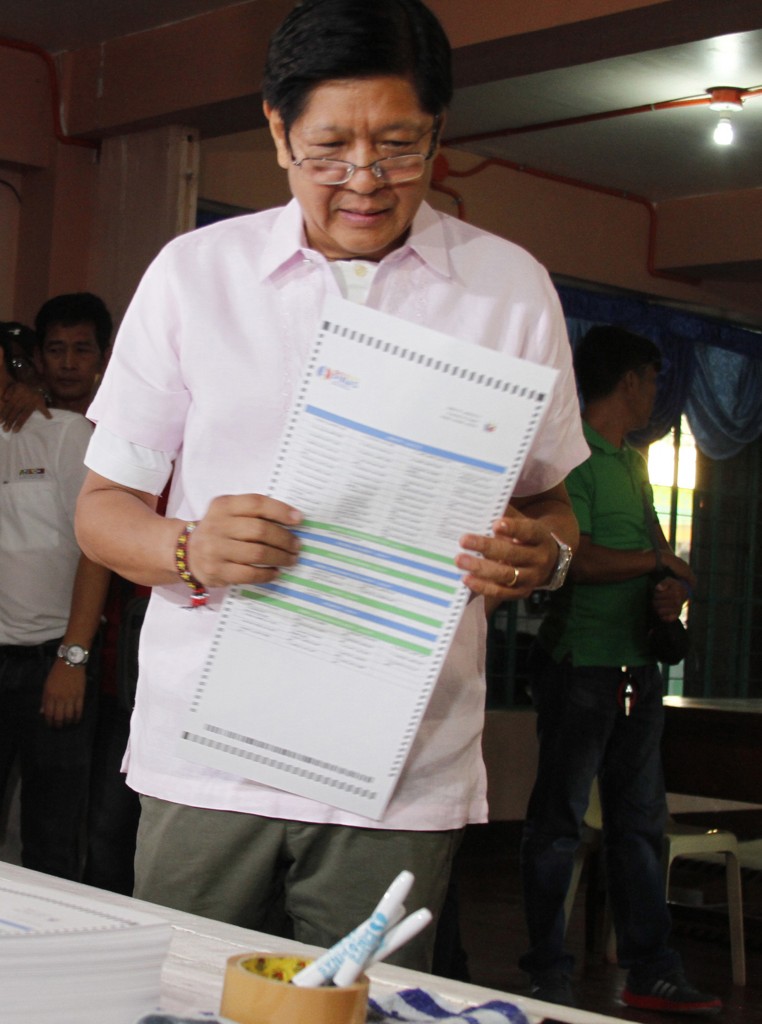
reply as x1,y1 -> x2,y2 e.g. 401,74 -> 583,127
535,533 -> 573,591
57,643 -> 90,668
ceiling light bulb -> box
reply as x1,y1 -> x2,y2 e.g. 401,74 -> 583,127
713,117 -> 734,145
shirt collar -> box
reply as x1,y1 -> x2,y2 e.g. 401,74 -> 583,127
385,201 -> 452,279
257,198 -> 452,282
582,419 -> 623,455
257,199 -> 310,282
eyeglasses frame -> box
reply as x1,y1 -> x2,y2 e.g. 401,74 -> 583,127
289,115 -> 441,187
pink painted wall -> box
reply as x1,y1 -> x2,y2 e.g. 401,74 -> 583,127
432,150 -> 762,323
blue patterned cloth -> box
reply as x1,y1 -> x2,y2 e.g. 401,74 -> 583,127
135,988 -> 529,1024
368,988 -> 529,1024
135,1016 -> 224,1024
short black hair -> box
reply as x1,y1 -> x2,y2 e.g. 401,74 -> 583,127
34,292 -> 113,354
262,0 -> 452,132
574,325 -> 662,404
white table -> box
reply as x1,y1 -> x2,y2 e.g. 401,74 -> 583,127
0,861 -> 621,1024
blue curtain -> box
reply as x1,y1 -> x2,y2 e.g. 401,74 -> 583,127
557,284 -> 762,458
686,345 -> 762,459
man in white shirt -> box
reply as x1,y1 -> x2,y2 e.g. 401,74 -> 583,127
75,0 -> 587,968
0,293 -> 111,432
33,293 -> 111,416
0,326 -> 110,879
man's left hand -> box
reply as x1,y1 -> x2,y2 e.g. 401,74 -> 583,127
40,661 -> 86,727
653,575 -> 689,622
1,382 -> 50,432
457,512 -> 558,602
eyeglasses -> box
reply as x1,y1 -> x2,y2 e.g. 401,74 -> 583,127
291,117 -> 440,187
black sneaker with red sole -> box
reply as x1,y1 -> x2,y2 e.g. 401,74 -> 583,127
622,970 -> 722,1015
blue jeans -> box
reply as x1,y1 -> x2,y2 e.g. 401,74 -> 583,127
519,646 -> 680,981
0,642 -> 98,880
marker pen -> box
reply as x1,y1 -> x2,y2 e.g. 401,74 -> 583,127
332,871 -> 414,987
291,905 -> 404,987
292,870 -> 414,988
366,908 -> 433,966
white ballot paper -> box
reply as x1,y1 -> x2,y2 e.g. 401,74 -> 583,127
178,296 -> 558,818
0,876 -> 170,1024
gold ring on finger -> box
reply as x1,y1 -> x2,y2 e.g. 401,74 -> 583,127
506,566 -> 520,588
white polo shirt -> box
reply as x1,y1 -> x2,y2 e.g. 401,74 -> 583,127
86,199 -> 588,830
0,410 -> 92,645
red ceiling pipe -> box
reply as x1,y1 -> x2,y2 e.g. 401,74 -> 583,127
438,85 -> 762,281
434,154 -> 698,285
444,87 -> 762,149
446,95 -> 712,147
1,36 -> 99,150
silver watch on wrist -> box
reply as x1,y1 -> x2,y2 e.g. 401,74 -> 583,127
57,643 -> 90,668
535,533 -> 573,592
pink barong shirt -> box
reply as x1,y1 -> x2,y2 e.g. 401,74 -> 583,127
86,199 -> 588,830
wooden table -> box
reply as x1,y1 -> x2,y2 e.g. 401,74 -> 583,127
662,697 -> 762,804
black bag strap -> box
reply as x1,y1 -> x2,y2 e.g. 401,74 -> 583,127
641,483 -> 664,572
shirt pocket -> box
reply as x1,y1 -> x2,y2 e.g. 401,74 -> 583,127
0,479 -> 61,551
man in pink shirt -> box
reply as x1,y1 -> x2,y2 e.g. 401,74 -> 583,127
76,0 -> 586,970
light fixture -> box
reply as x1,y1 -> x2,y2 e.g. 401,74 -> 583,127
713,117 -> 734,145
708,86 -> 745,111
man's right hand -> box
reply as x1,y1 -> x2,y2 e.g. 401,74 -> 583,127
183,493 -> 303,589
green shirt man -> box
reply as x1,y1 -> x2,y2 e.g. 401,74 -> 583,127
539,421 -> 655,666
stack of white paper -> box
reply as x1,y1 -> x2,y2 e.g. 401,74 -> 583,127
0,877 -> 171,1024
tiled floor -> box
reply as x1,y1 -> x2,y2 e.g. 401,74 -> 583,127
448,820 -> 762,1022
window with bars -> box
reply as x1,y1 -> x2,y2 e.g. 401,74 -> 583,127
648,416 -> 695,695
686,434 -> 762,699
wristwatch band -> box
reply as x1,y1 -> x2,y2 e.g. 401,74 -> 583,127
56,643 -> 90,667
535,533 -> 573,592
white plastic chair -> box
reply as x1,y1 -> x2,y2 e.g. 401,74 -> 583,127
565,780 -> 746,986
663,819 -> 746,986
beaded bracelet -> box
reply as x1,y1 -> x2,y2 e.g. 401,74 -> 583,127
175,522 -> 209,608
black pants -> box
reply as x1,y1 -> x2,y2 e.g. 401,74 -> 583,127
83,692 -> 141,895
0,642 -> 98,880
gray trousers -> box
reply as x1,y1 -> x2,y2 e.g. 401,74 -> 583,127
134,796 -> 461,972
